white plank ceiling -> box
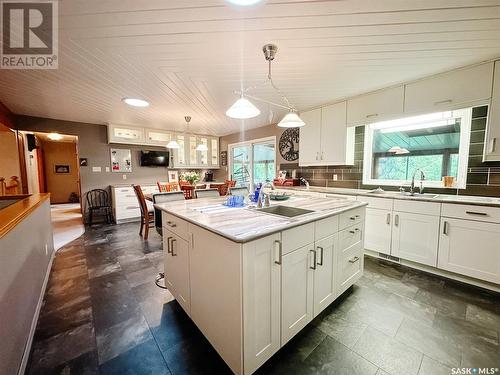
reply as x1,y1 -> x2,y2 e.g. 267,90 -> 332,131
1,0 -> 500,135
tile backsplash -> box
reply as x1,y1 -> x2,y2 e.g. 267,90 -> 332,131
281,106 -> 500,197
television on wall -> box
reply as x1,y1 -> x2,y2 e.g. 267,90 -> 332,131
140,150 -> 169,167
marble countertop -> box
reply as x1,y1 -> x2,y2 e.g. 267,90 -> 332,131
155,195 -> 366,243
277,186 -> 500,207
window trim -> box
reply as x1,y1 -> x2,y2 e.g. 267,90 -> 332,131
228,136 -> 277,191
362,108 -> 472,189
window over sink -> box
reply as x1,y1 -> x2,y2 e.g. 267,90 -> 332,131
363,108 -> 472,189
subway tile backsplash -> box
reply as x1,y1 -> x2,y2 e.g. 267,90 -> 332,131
281,106 -> 500,197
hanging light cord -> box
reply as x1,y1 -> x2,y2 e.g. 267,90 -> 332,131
267,59 -> 295,111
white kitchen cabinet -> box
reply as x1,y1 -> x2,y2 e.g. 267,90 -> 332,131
298,108 -> 321,165
484,60 -> 500,161
404,62 -> 493,114
312,234 -> 337,317
299,102 -> 354,166
112,184 -> 157,223
364,208 -> 392,255
242,234 -> 281,375
171,134 -> 219,169
337,225 -> 364,296
391,211 -> 440,267
164,230 -> 191,314
108,123 -> 145,145
438,218 -> 500,284
145,128 -> 173,146
281,245 -> 314,345
346,85 -> 404,126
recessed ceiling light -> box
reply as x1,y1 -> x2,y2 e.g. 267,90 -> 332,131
226,0 -> 263,6
122,98 -> 150,107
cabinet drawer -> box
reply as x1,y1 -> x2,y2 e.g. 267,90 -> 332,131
393,199 -> 441,216
441,203 -> 500,224
315,215 -> 339,240
338,242 -> 363,294
282,222 -> 314,255
162,212 -> 189,241
339,225 -> 363,251
357,196 -> 393,210
339,207 -> 365,230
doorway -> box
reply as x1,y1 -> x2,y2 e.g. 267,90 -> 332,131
228,136 -> 276,191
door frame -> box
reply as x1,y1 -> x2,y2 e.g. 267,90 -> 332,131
227,136 -> 276,192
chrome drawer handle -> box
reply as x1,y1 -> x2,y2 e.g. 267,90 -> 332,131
171,238 -> 177,256
366,113 -> 378,118
443,221 -> 449,235
310,249 -> 317,270
386,213 -> 391,225
349,228 -> 360,234
274,240 -> 282,265
166,221 -> 177,227
317,246 -> 324,266
394,214 -> 399,226
465,211 -> 488,216
166,236 -> 172,254
349,256 -> 360,264
350,214 -> 360,221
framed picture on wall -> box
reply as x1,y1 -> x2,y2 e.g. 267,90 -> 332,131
110,148 -> 132,173
54,164 -> 70,174
168,170 -> 179,182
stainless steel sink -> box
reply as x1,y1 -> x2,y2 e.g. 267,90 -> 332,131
400,192 -> 439,199
256,205 -> 314,218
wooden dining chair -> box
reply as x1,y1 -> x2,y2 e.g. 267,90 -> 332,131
195,188 -> 220,199
180,185 -> 195,199
132,184 -> 154,240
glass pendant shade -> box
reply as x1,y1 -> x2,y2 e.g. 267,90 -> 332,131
277,111 -> 306,128
166,140 -> 180,149
226,97 -> 261,119
196,144 -> 208,151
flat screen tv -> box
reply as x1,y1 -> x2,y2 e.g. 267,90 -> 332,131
140,150 -> 169,167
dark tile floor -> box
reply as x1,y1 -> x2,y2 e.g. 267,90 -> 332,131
27,222 -> 500,375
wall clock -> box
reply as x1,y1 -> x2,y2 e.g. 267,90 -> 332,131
279,128 -> 299,161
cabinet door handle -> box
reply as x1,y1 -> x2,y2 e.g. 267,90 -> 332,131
489,137 -> 497,153
310,249 -> 317,270
394,214 -> 399,226
171,238 -> 177,256
434,99 -> 453,106
386,213 -> 391,225
274,240 -> 282,265
443,221 -> 449,235
166,221 -> 177,228
349,228 -> 360,234
317,246 -> 324,266
465,211 -> 488,216
350,214 -> 360,221
349,256 -> 360,263
366,113 -> 378,118
166,236 -> 173,254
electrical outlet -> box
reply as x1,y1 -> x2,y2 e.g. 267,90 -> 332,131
333,174 -> 338,181
122,174 -> 127,180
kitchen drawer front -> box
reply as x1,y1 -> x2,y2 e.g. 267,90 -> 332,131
441,203 -> 500,224
339,207 -> 365,230
162,212 -> 189,240
357,196 -> 393,210
282,222 -> 315,255
337,242 -> 363,295
339,225 -> 363,251
315,215 -> 339,241
393,199 -> 441,216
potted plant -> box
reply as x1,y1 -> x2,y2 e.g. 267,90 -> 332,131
180,171 -> 201,185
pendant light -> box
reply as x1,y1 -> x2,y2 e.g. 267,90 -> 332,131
225,44 -> 306,128
166,138 -> 180,149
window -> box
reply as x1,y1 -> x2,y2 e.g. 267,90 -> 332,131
363,108 -> 472,188
229,137 -> 276,191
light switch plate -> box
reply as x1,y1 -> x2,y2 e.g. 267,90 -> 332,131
92,166 -> 102,172
122,174 -> 127,180
105,167 -> 110,172
333,174 -> 338,181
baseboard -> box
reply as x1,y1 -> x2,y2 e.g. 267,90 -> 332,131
364,250 -> 500,294
18,250 -> 56,375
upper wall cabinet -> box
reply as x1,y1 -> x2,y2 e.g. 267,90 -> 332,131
404,62 -> 494,114
108,124 -> 146,145
346,85 -> 404,126
145,128 -> 173,146
484,60 -> 500,161
299,102 -> 354,166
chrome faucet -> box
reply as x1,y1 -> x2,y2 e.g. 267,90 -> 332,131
299,177 -> 310,190
257,181 -> 275,208
410,169 -> 426,195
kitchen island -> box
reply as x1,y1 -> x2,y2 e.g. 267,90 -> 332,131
155,195 -> 367,375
